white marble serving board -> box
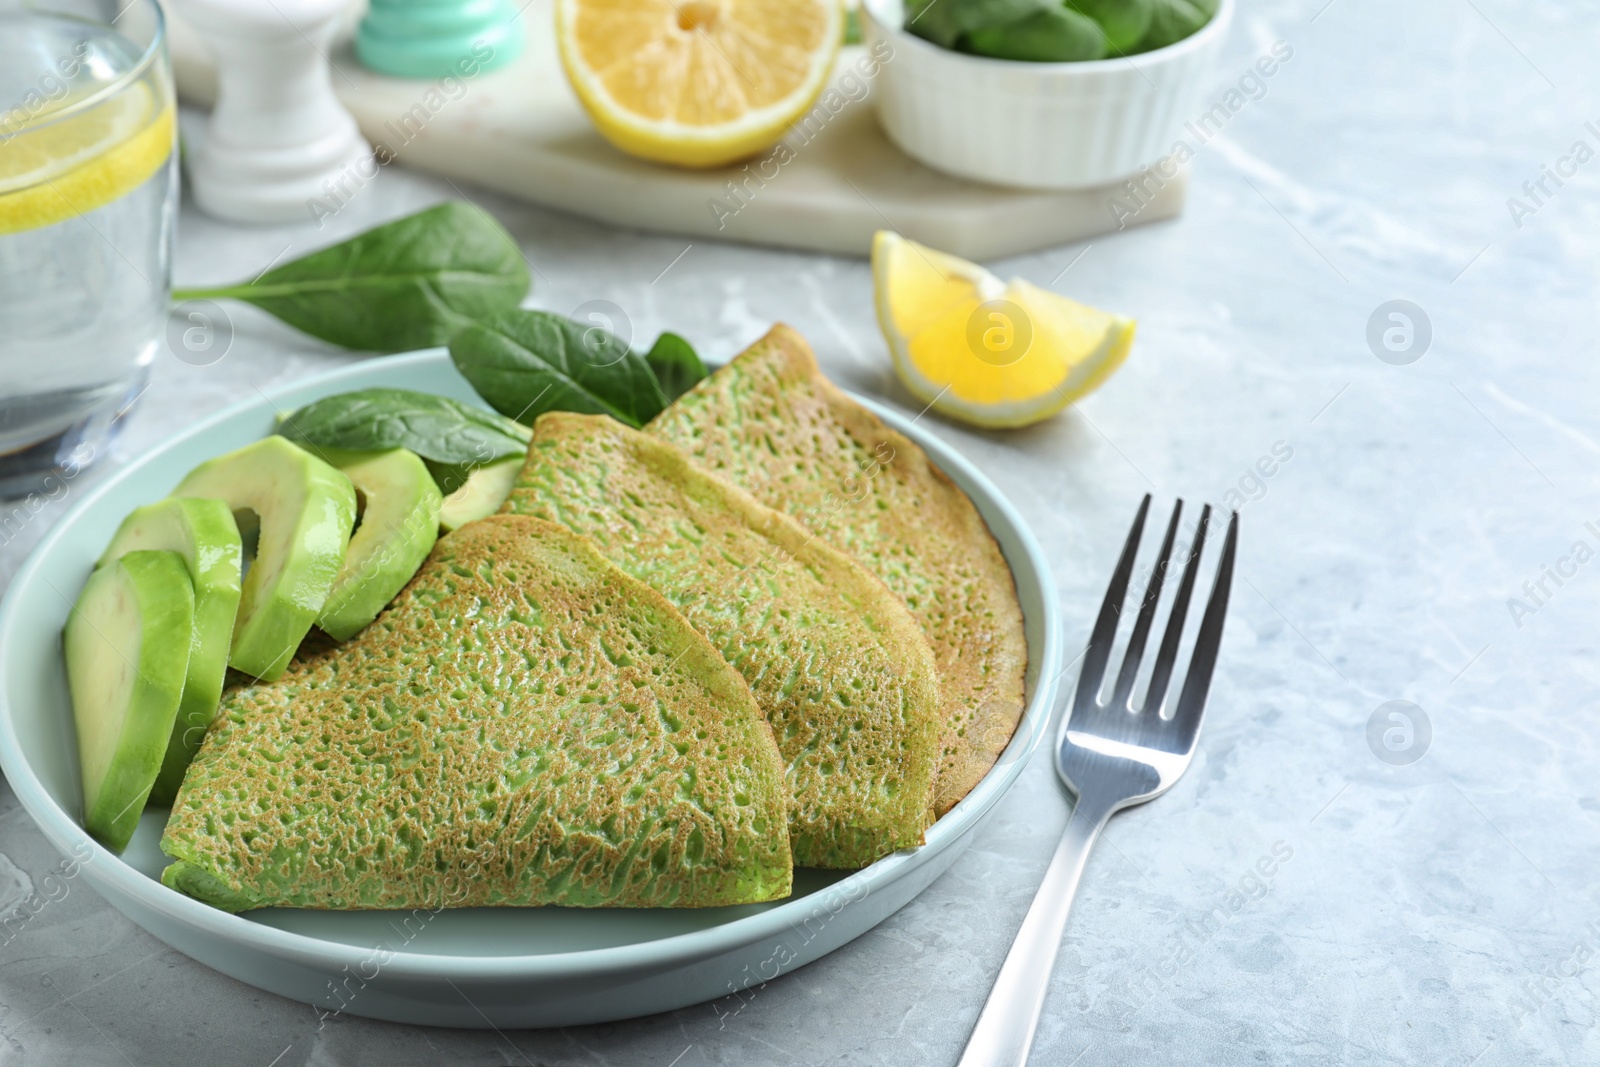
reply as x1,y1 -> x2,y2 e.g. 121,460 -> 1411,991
166,1 -> 1184,258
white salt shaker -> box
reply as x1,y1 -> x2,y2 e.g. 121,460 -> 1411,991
171,0 -> 370,223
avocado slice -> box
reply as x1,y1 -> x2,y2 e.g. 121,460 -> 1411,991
316,448 -> 442,640
97,498 -> 242,804
422,459 -> 473,496
439,456 -> 522,531
171,436 -> 356,680
65,550 -> 195,851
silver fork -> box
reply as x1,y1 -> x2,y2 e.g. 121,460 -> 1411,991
956,495 -> 1239,1067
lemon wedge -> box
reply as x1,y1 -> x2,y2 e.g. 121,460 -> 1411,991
556,0 -> 842,168
0,81 -> 174,237
872,231 -> 1136,429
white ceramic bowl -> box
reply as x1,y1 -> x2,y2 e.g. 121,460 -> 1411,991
862,0 -> 1233,190
0,350 -> 1064,1029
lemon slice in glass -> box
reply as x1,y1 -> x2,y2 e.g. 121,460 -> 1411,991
0,81 -> 174,237
556,0 -> 843,168
872,231 -> 1136,429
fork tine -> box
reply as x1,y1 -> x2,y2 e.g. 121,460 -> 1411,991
1171,509 -> 1239,749
1109,500 -> 1182,711
1072,494 -> 1151,717
1143,503 -> 1212,716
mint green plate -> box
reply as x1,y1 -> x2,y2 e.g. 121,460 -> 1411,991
0,351 -> 1062,1028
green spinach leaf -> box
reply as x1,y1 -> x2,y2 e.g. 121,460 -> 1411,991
277,387 -> 531,466
910,0 -> 1203,59
173,202 -> 530,353
1065,0 -> 1152,53
1131,0 -> 1212,52
450,310 -> 670,429
962,4 -> 1106,60
906,0 -> 1051,50
645,332 -> 707,402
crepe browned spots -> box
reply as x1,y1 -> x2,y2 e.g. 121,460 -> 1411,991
649,325 -> 1028,814
161,516 -> 791,911
502,414 -> 942,868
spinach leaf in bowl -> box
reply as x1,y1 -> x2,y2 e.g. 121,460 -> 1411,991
1131,0 -> 1215,52
1064,0 -> 1151,53
962,4 -> 1105,61
909,0 -> 1209,61
905,0 -> 1054,50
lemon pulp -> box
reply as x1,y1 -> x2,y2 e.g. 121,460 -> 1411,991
556,0 -> 843,167
0,81 -> 175,237
872,231 -> 1136,429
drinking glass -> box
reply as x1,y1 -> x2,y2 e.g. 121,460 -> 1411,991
0,0 -> 176,499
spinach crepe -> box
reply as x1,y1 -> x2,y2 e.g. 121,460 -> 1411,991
161,516 -> 791,911
649,325 -> 1028,814
502,414 -> 943,868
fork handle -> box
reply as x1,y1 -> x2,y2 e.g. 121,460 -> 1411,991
956,797 -> 1115,1067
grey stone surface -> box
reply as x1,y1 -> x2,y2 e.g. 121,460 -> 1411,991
2,0 -> 1596,1062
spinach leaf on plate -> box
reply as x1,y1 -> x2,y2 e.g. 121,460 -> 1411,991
173,202 -> 530,353
450,310 -> 670,429
645,332 -> 708,402
277,387 -> 532,466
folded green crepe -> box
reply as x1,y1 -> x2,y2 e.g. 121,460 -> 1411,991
649,325 -> 1028,816
502,414 -> 943,869
161,515 -> 792,911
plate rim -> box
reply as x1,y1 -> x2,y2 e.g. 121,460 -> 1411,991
0,348 -> 1063,981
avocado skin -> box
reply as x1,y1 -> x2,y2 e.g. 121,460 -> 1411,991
66,550 -> 194,852
171,436 -> 356,681
98,498 -> 242,805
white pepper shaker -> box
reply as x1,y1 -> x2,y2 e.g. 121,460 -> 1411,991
171,0 -> 370,223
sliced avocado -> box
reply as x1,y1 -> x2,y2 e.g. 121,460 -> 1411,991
171,436 -> 356,681
65,550 -> 195,851
98,498 -> 242,805
316,448 -> 442,640
423,459 -> 473,496
439,456 -> 522,531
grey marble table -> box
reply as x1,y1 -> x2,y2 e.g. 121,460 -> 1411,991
4,0 -> 1598,1062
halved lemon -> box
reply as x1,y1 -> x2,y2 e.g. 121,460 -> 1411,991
556,0 -> 843,168
872,231 -> 1136,429
0,81 -> 174,237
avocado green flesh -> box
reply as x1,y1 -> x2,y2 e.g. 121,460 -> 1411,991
423,458 -> 471,496
316,449 -> 441,641
171,436 -> 356,681
98,497 -> 242,805
439,457 -> 521,531
65,551 -> 194,852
